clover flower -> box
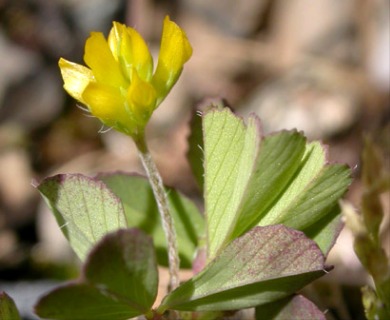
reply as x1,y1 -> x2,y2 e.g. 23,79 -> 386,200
59,16 -> 192,138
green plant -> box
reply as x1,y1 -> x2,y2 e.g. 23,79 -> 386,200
0,292 -> 21,320
32,103 -> 351,319
1,16 -> 352,320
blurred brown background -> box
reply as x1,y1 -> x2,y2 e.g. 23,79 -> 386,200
0,0 -> 389,319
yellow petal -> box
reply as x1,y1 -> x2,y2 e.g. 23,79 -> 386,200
152,16 -> 192,101
160,16 -> 192,65
127,69 -> 157,123
58,58 -> 94,104
84,32 -> 127,88
82,82 -> 128,127
121,27 -> 153,82
107,21 -> 124,61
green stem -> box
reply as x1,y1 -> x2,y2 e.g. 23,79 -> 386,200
134,133 -> 180,292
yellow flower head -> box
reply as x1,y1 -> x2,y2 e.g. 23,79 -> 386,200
59,16 -> 192,138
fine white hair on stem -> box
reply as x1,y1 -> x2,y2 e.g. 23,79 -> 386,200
98,125 -> 112,134
76,104 -> 90,113
59,222 -> 69,229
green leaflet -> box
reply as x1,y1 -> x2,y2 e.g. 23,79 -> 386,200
35,229 -> 158,320
37,174 -> 127,260
160,225 -> 326,312
203,108 -> 260,258
230,130 -> 306,240
0,292 -> 21,320
257,142 -> 351,254
202,107 -> 351,258
254,141 -> 326,226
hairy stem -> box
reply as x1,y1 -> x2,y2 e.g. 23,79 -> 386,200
134,134 -> 180,292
